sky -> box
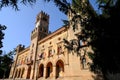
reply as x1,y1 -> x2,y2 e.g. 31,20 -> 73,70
0,0 -> 98,53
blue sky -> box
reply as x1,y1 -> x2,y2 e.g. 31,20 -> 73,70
0,0 -> 97,53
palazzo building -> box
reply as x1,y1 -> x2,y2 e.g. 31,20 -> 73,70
9,11 -> 95,80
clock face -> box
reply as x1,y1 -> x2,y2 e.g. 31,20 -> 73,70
36,22 -> 40,27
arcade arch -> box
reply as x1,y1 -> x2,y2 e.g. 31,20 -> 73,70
56,60 -> 64,78
46,62 -> 53,78
39,64 -> 44,78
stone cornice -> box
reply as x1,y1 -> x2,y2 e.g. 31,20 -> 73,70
38,26 -> 67,44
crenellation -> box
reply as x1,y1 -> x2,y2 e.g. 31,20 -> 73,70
16,44 -> 25,53
31,27 -> 38,35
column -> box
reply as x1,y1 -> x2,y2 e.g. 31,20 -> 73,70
53,66 -> 56,80
20,69 -> 23,78
24,68 -> 28,79
16,70 -> 19,78
43,67 -> 46,79
30,66 -> 34,79
34,61 -> 39,80
12,69 -> 16,79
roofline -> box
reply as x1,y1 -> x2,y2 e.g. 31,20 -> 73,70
38,26 -> 68,44
17,26 -> 68,55
18,46 -> 30,55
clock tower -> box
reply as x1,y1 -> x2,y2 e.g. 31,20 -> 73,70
35,11 -> 49,40
29,11 -> 49,79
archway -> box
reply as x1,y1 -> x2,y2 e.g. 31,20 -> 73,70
46,62 -> 53,78
39,64 -> 44,78
56,60 -> 64,78
27,66 -> 31,79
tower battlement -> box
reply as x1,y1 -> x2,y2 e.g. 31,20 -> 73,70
31,27 -> 38,40
31,11 -> 49,40
16,44 -> 25,53
36,11 -> 49,24
31,27 -> 38,34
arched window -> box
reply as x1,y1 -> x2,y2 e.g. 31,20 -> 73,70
57,45 -> 62,55
48,46 -> 53,57
48,49 -> 52,57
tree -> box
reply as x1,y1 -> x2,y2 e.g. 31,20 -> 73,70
0,49 -> 16,78
90,0 -> 120,79
0,24 -> 7,78
45,0 -> 120,80
0,0 -> 36,10
0,25 -> 6,55
0,0 -> 120,79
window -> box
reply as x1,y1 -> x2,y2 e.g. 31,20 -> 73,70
21,58 -> 24,64
80,40 -> 86,46
57,42 -> 64,55
31,49 -> 33,54
48,49 -> 52,57
48,46 -> 54,57
42,17 -> 47,21
81,55 -> 87,69
82,57 -> 86,69
57,45 -> 62,55
40,27 -> 42,31
44,29 -> 46,32
32,43 -> 34,48
25,56 -> 27,63
30,56 -> 32,61
39,52 -> 45,59
17,59 -> 20,65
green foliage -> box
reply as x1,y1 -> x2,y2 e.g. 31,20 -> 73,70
106,72 -> 120,80
0,24 -> 6,55
0,49 -> 15,78
0,0 -> 120,79
44,0 -> 71,14
48,0 -> 120,80
87,52 -> 94,60
97,0 -> 118,17
0,0 -> 36,10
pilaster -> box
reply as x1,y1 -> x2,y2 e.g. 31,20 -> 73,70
43,67 -> 46,79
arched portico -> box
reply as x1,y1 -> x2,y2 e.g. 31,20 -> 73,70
56,60 -> 64,78
46,62 -> 53,78
39,64 -> 44,78
26,66 -> 31,79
